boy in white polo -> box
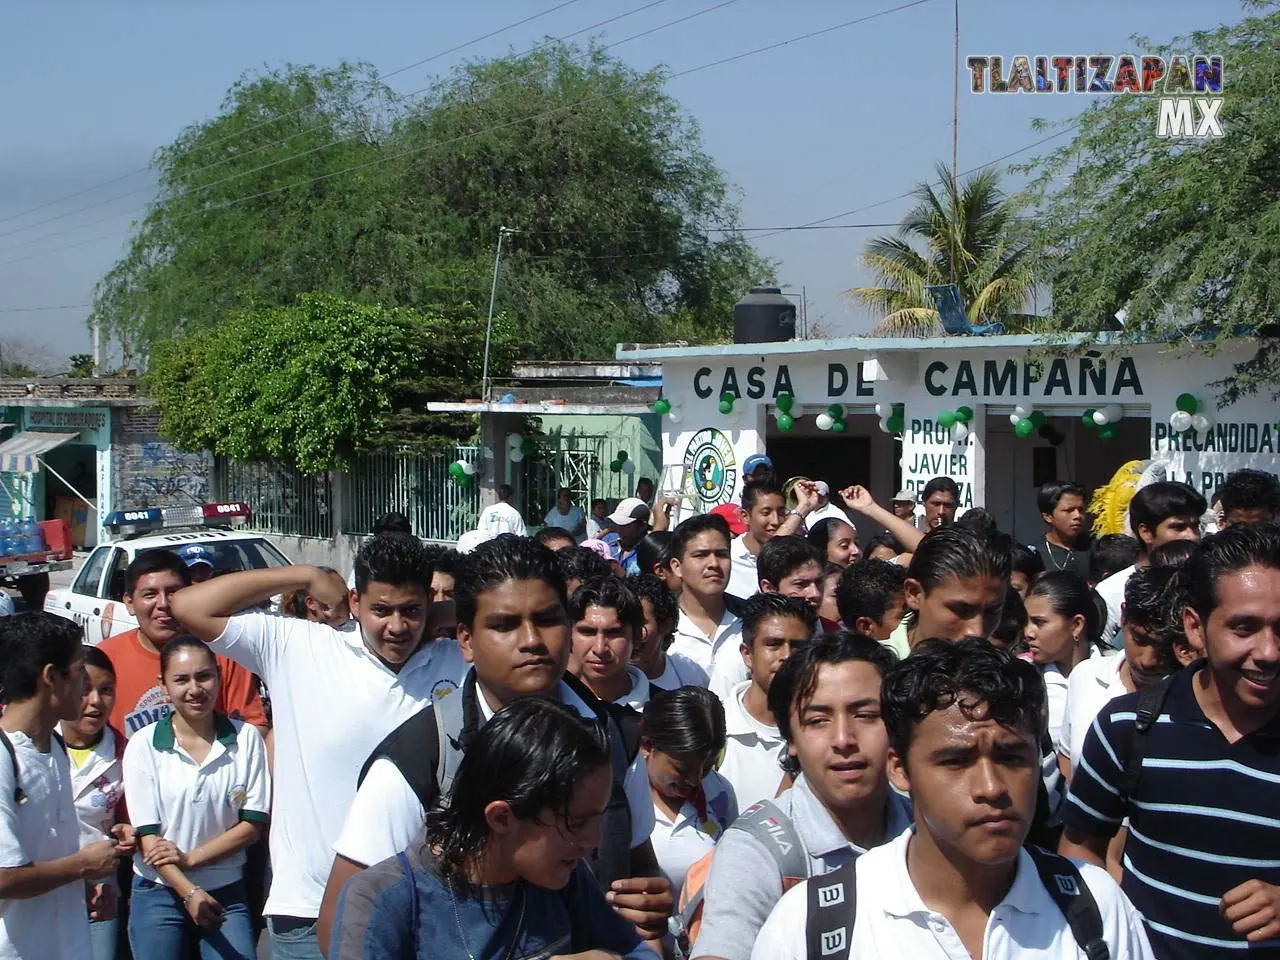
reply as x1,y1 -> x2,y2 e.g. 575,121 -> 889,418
169,534 -> 466,960
752,640 -> 1151,960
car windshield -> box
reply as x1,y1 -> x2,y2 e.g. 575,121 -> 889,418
152,537 -> 291,577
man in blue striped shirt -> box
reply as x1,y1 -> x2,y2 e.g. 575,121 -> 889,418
1060,523 -> 1280,958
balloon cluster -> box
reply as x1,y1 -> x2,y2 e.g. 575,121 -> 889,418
936,406 -> 974,442
1080,404 -> 1124,442
507,434 -> 537,464
876,402 -> 905,437
448,458 -> 477,486
1168,393 -> 1214,434
609,450 -> 636,475
815,403 -> 847,434
773,393 -> 796,432
651,398 -> 684,424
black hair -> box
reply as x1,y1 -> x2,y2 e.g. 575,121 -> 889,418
372,511 -> 412,536
742,592 -> 816,647
498,483 -> 515,501
353,533 -> 432,597
1091,534 -> 1141,582
865,532 -> 903,557
556,545 -> 613,587
768,631 -> 897,773
1183,522 -> 1280,619
1123,566 -> 1188,673
906,526 -> 1012,592
567,577 -> 644,638
630,573 -> 679,632
1148,539 -> 1197,569
125,549 -> 191,597
1217,469 -> 1280,518
953,508 -> 999,538
159,636 -> 217,680
835,559 -> 906,629
636,531 -> 676,576
1037,481 -> 1086,516
1026,571 -> 1100,645
0,613 -> 84,704
534,527 -> 577,549
671,514 -> 730,559
807,517 -> 855,562
286,564 -> 342,618
591,498 -> 607,510
82,644 -> 115,677
636,477 -> 655,491
741,479 -> 785,512
882,638 -> 1044,763
427,697 -> 610,878
1010,543 -> 1044,582
456,536 -> 568,629
1129,481 -> 1206,540
990,590 -> 1029,653
640,686 -> 726,759
921,477 -> 960,501
758,535 -> 823,589
557,487 -> 572,497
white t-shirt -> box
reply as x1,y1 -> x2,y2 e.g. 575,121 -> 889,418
717,680 -> 787,809
334,676 -> 656,869
0,593 -> 13,617
208,614 -> 467,918
651,651 -> 709,691
542,505 -> 585,533
586,516 -> 607,540
726,534 -> 760,600
1043,647 -> 1104,760
0,731 -> 92,960
1058,651 -> 1127,774
477,501 -> 527,537
753,828 -> 1154,960
1096,564 -> 1136,647
124,715 -> 271,891
669,608 -> 743,676
61,726 -> 123,850
649,770 -> 737,903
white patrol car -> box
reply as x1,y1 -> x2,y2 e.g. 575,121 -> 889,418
45,502 -> 292,644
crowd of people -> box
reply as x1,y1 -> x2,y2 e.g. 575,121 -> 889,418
1,459 -> 1278,960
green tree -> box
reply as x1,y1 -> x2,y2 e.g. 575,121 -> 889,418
146,294 -> 512,472
1016,3 -> 1280,401
66,354 -> 95,377
849,165 -> 1040,337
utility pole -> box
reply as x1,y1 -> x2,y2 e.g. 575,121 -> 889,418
481,226 -> 515,402
950,0 -> 960,286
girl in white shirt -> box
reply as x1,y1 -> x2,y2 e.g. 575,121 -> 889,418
123,637 -> 270,960
640,686 -> 737,901
59,645 -> 125,960
1022,571 -> 1104,752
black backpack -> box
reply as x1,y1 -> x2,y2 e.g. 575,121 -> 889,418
1120,674 -> 1175,801
805,846 -> 1112,960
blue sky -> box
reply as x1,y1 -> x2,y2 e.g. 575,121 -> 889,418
0,0 -> 1239,361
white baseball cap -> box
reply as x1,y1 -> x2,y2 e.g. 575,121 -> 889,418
606,497 -> 651,526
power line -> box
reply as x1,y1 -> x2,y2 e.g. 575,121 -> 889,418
0,0 -> 938,269
0,303 -> 91,313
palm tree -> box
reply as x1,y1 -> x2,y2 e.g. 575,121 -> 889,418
848,164 -> 1041,337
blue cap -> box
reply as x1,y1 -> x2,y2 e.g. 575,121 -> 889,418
743,454 -> 773,476
177,544 -> 214,569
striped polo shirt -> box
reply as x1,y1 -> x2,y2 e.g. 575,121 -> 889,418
1063,662 -> 1280,958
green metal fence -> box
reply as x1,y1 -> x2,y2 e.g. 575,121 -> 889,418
340,447 -> 481,542
214,458 -> 333,539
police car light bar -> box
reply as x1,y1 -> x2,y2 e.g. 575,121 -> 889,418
104,502 -> 251,537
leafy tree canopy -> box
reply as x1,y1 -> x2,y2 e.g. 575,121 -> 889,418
1016,2 -> 1280,402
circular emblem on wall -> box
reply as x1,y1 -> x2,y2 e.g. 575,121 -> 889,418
682,428 -> 739,507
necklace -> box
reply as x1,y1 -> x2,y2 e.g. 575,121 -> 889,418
445,871 -> 527,960
1042,537 -> 1076,572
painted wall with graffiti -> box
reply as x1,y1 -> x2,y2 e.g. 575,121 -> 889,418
112,408 -> 212,509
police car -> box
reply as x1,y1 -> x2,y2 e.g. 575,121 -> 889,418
45,502 -> 292,644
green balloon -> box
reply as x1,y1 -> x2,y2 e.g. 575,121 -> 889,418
720,391 -> 736,405
1028,410 -> 1046,428
1098,424 -> 1118,441
1038,424 -> 1053,440
938,411 -> 957,428
610,460 -> 622,473
831,419 -> 847,433
1175,393 -> 1198,414
776,393 -> 794,413
617,450 -> 628,463
1081,409 -> 1097,427
448,462 -> 463,479
718,399 -> 733,415
887,415 -> 904,434
653,398 -> 671,415
826,403 -> 844,419
1015,418 -> 1036,438
955,406 -> 974,423
776,412 -> 795,432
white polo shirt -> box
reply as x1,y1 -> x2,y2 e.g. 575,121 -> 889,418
1042,647 -> 1104,757
716,680 -> 787,809
60,725 -> 124,849
726,534 -> 760,600
124,715 -> 270,891
1058,651 -> 1127,773
334,675 -> 656,869
1096,564 -> 1136,648
669,608 -> 743,677
752,828 -> 1154,960
0,732 -> 91,960
651,651 -> 709,691
649,770 -> 737,902
614,665 -> 652,711
208,613 -> 467,919
707,636 -> 750,704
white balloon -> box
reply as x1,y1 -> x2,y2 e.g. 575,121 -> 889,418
815,413 -> 834,431
1092,409 -> 1110,426
1009,413 -> 1022,426
1169,410 -> 1193,432
1106,404 -> 1124,423
878,417 -> 893,434
509,451 -> 525,463
458,459 -> 475,476
1014,404 -> 1030,418
667,409 -> 683,424
874,402 -> 887,417
952,423 -> 969,442
622,460 -> 636,474
1191,413 -> 1213,433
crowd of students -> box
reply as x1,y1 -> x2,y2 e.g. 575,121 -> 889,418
0,464 -> 1277,959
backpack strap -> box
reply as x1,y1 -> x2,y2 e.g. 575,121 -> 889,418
1026,847 -> 1110,960
0,730 -> 25,807
357,706 -> 443,811
805,859 -> 856,960
729,799 -> 810,882
395,851 -> 419,954
1121,675 -> 1174,802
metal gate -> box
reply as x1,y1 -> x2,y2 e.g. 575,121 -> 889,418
518,436 -> 639,523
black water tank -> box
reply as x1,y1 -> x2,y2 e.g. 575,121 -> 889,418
734,287 -> 796,344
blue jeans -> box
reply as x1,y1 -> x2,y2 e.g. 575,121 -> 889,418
128,876 -> 256,960
88,917 -> 117,960
267,917 -> 323,960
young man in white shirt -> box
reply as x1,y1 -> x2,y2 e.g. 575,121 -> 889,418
726,480 -> 813,600
668,514 -> 742,680
0,613 -> 134,960
543,487 -> 587,537
570,577 -> 651,710
318,536 -> 672,955
630,574 -> 709,691
753,639 -> 1152,960
694,629 -> 909,960
169,534 -> 466,960
476,483 -> 528,537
